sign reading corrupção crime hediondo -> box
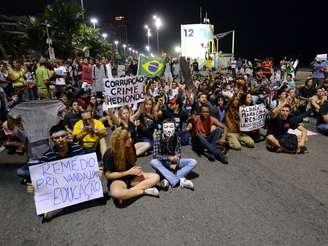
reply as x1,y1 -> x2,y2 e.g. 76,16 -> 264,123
239,104 -> 266,132
103,75 -> 146,109
29,153 -> 103,215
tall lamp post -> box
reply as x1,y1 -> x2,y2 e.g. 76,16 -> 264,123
114,40 -> 119,49
123,44 -> 127,56
153,16 -> 162,54
90,17 -> 98,28
144,25 -> 151,48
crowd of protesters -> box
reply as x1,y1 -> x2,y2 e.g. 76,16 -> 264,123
0,53 -> 328,214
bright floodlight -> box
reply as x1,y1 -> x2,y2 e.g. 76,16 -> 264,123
147,29 -> 151,37
90,18 -> 98,24
145,45 -> 150,51
144,25 -> 149,29
128,47 -> 132,51
123,44 -> 126,48
102,33 -> 108,39
114,40 -> 119,45
153,15 -> 157,20
175,46 -> 181,53
154,18 -> 162,29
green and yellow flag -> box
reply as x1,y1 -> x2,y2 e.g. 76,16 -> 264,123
137,55 -> 165,78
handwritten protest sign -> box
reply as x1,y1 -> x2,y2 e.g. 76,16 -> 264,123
239,104 -> 266,131
103,76 -> 146,109
29,153 -> 103,215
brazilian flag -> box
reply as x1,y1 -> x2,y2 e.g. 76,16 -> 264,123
137,55 -> 165,78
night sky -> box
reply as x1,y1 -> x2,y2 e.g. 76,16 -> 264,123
1,0 -> 327,66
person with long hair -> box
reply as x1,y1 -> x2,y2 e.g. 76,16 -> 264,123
108,105 -> 151,156
225,93 -> 255,150
134,97 -> 160,151
103,127 -> 160,204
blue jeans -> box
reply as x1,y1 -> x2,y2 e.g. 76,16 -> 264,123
317,124 -> 328,136
151,158 -> 197,187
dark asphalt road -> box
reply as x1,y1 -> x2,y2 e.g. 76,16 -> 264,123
1,120 -> 328,246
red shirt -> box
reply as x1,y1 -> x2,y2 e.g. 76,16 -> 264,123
192,115 -> 220,138
82,64 -> 93,84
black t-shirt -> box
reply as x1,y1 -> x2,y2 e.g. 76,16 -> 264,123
299,86 -> 315,99
268,115 -> 298,138
163,109 -> 189,132
317,103 -> 328,126
64,111 -> 81,129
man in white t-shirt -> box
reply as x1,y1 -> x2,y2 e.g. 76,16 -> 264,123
53,59 -> 67,98
93,58 -> 108,98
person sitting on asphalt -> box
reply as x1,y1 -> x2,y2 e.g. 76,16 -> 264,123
191,105 -> 228,164
266,101 -> 308,154
225,93 -> 255,150
151,118 -> 197,189
308,88 -> 327,117
72,110 -> 108,157
41,124 -> 85,220
108,105 -> 152,157
317,103 -> 328,136
103,127 -> 160,205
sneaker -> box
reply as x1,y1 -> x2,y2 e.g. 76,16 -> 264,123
179,178 -> 194,190
43,209 -> 62,221
207,153 -> 216,162
159,179 -> 170,189
215,153 -> 229,164
144,187 -> 159,197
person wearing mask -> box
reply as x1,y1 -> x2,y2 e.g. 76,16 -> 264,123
151,119 -> 197,189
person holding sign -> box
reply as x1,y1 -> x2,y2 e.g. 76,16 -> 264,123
41,124 -> 86,220
103,127 -> 160,205
225,94 -> 255,150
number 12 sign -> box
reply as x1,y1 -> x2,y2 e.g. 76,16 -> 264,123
181,24 -> 214,59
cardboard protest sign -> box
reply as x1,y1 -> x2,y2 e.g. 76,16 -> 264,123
179,56 -> 193,89
239,104 -> 266,131
103,76 -> 146,109
29,153 -> 103,215
137,55 -> 165,78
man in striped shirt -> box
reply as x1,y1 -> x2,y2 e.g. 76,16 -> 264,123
41,125 -> 85,163
41,125 -> 85,221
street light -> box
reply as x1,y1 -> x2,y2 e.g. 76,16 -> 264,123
153,16 -> 162,54
90,17 -> 98,28
102,33 -> 108,39
114,40 -> 119,49
175,46 -> 181,54
144,24 -> 151,48
123,44 -> 127,56
145,45 -> 150,52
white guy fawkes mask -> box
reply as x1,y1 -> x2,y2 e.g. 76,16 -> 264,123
162,122 -> 175,138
